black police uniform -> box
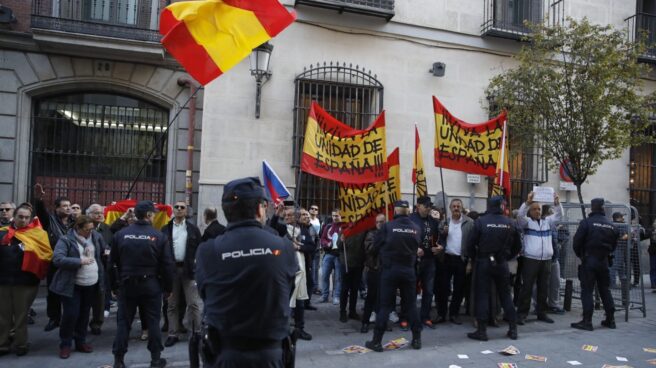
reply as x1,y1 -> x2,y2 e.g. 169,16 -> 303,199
571,199 -> 618,330
366,205 -> 422,351
409,210 -> 440,323
467,196 -> 521,341
110,217 -> 175,367
195,177 -> 297,368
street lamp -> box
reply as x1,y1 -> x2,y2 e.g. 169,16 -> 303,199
249,42 -> 273,119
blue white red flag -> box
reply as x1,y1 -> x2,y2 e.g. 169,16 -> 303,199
262,160 -> 291,203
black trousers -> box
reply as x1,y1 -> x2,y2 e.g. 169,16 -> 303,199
214,347 -> 283,368
46,265 -> 62,323
293,304 -> 305,330
517,258 -> 551,317
474,258 -> 516,323
436,254 -> 467,318
375,265 -> 420,333
416,259 -> 435,321
630,246 -> 641,284
580,256 -> 615,317
304,253 -> 314,298
60,284 -> 95,348
362,269 -> 380,324
340,266 -> 363,314
112,277 -> 163,357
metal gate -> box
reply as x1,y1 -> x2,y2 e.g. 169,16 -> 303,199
557,203 -> 647,321
30,92 -> 169,210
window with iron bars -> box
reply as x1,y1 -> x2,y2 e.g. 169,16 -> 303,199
630,115 -> 656,228
487,99 -> 548,208
292,62 -> 384,216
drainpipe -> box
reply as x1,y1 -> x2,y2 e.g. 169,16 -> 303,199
177,78 -> 198,208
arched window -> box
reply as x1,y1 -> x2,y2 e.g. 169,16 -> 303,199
31,92 -> 169,208
292,62 -> 384,213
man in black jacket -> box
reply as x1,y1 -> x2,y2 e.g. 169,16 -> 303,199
467,196 -> 522,342
201,207 -> 226,242
571,198 -> 619,331
111,201 -> 175,368
161,201 -> 203,347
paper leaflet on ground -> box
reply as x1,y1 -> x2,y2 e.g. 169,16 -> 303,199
567,361 -> 582,366
645,348 -> 656,353
582,344 -> 598,352
481,350 -> 494,354
342,345 -> 371,354
616,357 -> 628,362
499,345 -> 520,355
601,365 -> 633,368
497,363 -> 518,368
525,354 -> 547,362
383,337 -> 409,350
647,359 -> 656,365
457,354 -> 469,359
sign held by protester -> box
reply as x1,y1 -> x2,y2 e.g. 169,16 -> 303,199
532,186 -> 555,203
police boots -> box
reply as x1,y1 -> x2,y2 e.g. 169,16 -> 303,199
411,330 -> 421,350
507,321 -> 518,340
150,353 -> 167,368
601,313 -> 616,329
113,354 -> 126,368
571,313 -> 593,331
467,320 -> 488,341
365,329 -> 384,352
360,322 -> 369,333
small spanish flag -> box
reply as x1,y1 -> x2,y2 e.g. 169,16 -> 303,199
104,199 -> 173,231
412,124 -> 428,198
1,217 -> 52,280
159,0 -> 296,85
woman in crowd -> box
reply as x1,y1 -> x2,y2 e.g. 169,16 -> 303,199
51,215 -> 105,359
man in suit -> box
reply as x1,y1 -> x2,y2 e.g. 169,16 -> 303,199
201,207 -> 226,242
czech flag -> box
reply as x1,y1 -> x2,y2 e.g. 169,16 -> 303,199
1,217 -> 52,280
159,0 -> 296,85
262,160 -> 290,204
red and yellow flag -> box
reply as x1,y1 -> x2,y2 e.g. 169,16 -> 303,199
301,102 -> 387,184
159,0 -> 296,85
433,96 -> 507,176
104,199 -> 173,231
492,119 -> 511,203
1,217 -> 52,280
340,148 -> 400,237
412,125 -> 427,198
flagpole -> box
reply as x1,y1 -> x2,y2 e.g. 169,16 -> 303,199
413,123 -> 418,206
294,170 -> 303,206
439,116 -> 447,212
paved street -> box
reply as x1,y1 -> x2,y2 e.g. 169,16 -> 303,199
4,286 -> 656,368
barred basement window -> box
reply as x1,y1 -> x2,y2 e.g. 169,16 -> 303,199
292,62 -> 384,216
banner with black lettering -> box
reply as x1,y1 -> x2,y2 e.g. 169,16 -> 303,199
433,96 -> 507,176
413,125 -> 427,198
301,102 -> 387,184
340,148 -> 400,237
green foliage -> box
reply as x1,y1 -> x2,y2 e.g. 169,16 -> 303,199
487,18 -> 655,193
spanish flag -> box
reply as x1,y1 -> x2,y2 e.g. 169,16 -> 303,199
301,102 -> 387,184
104,200 -> 173,231
412,124 -> 427,198
341,148 -> 400,237
1,218 -> 52,280
160,0 -> 296,85
491,119 -> 511,204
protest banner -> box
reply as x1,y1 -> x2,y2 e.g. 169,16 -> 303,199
301,102 -> 387,184
340,148 -> 400,236
433,96 -> 506,176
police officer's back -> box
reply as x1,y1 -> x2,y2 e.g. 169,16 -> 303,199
195,177 -> 297,368
467,196 -> 521,342
110,201 -> 174,368
571,198 -> 619,331
365,200 -> 423,352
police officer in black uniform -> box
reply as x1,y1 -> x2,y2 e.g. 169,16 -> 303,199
195,177 -> 297,368
467,196 -> 521,341
571,198 -> 619,331
110,201 -> 175,368
365,200 -> 423,352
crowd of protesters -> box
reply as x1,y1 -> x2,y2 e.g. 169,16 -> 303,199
0,184 -> 655,365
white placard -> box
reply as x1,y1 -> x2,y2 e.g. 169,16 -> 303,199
559,181 -> 577,191
533,186 -> 555,203
466,174 -> 481,184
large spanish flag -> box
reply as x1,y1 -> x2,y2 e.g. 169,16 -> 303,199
104,199 -> 173,231
160,0 -> 296,85
301,102 -> 387,184
433,96 -> 507,176
413,124 -> 428,198
340,148 -> 400,237
1,218 -> 52,280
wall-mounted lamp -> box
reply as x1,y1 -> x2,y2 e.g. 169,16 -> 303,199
429,62 -> 446,77
249,42 -> 273,119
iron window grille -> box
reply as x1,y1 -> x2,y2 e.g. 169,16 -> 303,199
482,0 -> 565,40
292,62 -> 384,214
630,114 -> 656,227
294,0 -> 394,21
625,12 -> 656,63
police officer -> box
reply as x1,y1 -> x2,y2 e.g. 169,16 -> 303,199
467,196 -> 521,341
110,201 -> 175,368
365,200 -> 423,352
571,198 -> 619,331
195,177 -> 297,368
